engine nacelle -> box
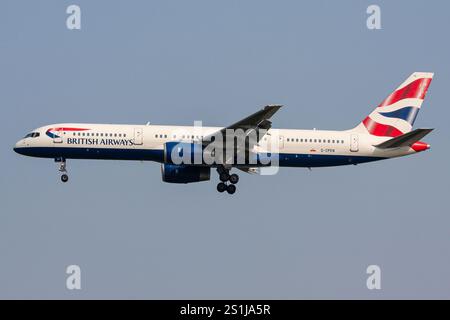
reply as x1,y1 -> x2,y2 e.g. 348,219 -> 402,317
164,142 -> 205,165
161,164 -> 211,184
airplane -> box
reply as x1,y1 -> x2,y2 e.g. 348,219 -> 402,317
14,72 -> 434,194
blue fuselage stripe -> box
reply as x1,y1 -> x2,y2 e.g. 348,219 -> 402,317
13,147 -> 385,167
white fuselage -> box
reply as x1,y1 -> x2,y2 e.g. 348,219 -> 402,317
14,123 -> 418,167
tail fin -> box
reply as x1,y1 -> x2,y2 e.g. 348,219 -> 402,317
353,72 -> 434,137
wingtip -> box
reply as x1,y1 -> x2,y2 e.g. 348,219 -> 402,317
264,104 -> 283,110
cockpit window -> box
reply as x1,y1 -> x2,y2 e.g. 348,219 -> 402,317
24,132 -> 40,138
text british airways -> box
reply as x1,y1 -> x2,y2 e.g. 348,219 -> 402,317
67,138 -> 135,146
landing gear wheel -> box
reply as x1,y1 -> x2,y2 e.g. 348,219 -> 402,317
217,182 -> 227,193
226,184 -> 236,194
229,174 -> 239,184
217,166 -> 226,175
61,174 -> 69,183
219,172 -> 230,182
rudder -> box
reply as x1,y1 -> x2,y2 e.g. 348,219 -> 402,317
353,72 -> 433,137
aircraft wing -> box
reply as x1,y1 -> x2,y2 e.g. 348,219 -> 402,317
202,105 -> 282,165
223,104 -> 282,133
237,167 -> 260,174
203,105 -> 282,145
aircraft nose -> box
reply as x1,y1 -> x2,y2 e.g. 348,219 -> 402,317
13,140 -> 25,154
13,142 -> 20,154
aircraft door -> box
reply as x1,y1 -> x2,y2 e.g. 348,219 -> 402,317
53,130 -> 62,144
268,134 -> 284,152
278,135 -> 284,149
134,128 -> 143,145
350,134 -> 359,152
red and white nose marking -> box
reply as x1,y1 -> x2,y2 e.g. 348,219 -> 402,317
411,141 -> 430,152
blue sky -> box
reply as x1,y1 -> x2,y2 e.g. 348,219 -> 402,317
0,0 -> 449,298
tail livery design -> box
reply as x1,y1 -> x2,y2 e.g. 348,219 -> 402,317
355,72 -> 433,137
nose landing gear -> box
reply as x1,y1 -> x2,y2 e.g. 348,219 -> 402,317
61,174 -> 69,183
216,166 -> 239,194
56,158 -> 69,183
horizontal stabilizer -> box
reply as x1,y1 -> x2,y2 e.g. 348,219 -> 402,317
374,128 -> 433,149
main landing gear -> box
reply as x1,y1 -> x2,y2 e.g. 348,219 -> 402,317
216,166 -> 239,194
56,158 -> 69,183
